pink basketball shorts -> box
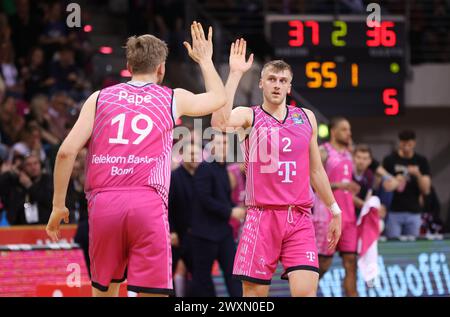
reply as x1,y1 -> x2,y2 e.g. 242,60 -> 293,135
232,206 -> 319,285
314,219 -> 357,257
88,187 -> 173,295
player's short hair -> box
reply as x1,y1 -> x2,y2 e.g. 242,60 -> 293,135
329,116 -> 349,130
125,34 -> 168,74
398,129 -> 416,141
261,60 -> 293,79
354,144 -> 372,157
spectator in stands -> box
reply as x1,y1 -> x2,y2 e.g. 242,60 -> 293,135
353,141 -> 399,213
169,140 -> 202,297
22,47 -> 54,100
49,46 -> 82,96
0,41 -> 22,96
127,0 -> 151,36
0,138 -> 8,163
0,95 -> 25,146
0,153 -> 53,225
353,144 -> 385,218
48,91 -> 73,141
0,13 -> 10,41
9,122 -> 46,163
39,1 -> 68,59
0,73 -> 5,101
26,94 -> 61,146
382,130 -> 432,239
190,132 -> 245,297
67,26 -> 94,77
9,0 -> 42,66
154,0 -> 185,59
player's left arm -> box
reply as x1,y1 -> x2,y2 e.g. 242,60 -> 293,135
46,91 -> 98,242
305,108 -> 342,249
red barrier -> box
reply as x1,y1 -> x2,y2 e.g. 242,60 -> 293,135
36,283 -> 128,297
0,225 -> 77,245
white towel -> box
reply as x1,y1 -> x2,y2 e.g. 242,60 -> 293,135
357,196 -> 381,286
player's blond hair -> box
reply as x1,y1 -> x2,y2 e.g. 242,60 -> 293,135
125,34 -> 168,74
261,60 -> 293,79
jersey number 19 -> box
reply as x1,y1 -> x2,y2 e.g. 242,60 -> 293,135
109,113 -> 153,145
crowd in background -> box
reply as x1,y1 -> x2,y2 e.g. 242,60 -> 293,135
0,0 -> 93,226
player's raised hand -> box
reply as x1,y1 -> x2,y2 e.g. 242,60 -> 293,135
327,213 -> 342,250
46,206 -> 70,242
229,38 -> 254,74
183,21 -> 213,65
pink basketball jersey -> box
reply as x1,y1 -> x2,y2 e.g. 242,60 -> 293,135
85,82 -> 175,204
321,142 -> 355,223
241,105 -> 314,208
228,163 -> 246,205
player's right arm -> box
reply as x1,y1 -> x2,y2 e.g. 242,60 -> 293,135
46,91 -> 98,242
211,38 -> 254,135
174,22 -> 226,117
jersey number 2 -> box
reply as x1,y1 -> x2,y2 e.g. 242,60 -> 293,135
282,137 -> 292,152
109,113 -> 153,145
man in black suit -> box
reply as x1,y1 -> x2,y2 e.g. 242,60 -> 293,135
169,140 -> 201,296
190,132 -> 245,297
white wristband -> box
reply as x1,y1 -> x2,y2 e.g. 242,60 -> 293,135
330,202 -> 342,216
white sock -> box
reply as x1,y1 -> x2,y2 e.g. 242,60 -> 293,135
174,274 -> 185,297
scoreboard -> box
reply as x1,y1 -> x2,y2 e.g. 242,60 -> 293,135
266,15 -> 406,117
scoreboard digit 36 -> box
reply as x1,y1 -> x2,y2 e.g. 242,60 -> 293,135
266,15 -> 406,117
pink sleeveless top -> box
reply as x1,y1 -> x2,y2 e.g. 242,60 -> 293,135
228,163 -> 246,205
85,82 -> 175,204
315,142 -> 355,223
241,105 -> 314,209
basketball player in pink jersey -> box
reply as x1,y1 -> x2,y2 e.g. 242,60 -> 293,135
46,22 -> 227,297
211,39 -> 342,297
228,162 -> 246,241
312,117 -> 361,297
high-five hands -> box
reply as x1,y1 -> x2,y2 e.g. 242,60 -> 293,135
229,38 -> 254,74
183,21 -> 213,65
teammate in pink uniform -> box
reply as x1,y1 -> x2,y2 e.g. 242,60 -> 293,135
312,117 -> 361,297
228,163 -> 246,241
46,22 -> 227,297
211,39 -> 342,297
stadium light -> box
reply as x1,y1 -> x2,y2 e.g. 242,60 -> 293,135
99,46 -> 113,54
120,69 -> 132,77
318,123 -> 329,139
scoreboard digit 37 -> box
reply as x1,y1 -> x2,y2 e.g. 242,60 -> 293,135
266,15 -> 406,117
